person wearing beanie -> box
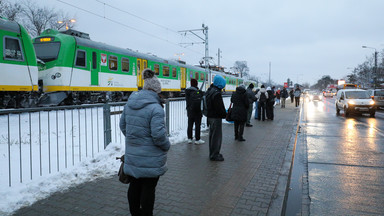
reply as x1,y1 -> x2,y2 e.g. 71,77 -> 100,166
185,78 -> 204,145
120,68 -> 170,216
205,75 -> 227,161
256,84 -> 269,121
245,83 -> 257,127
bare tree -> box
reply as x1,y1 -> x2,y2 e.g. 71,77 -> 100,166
0,0 -> 22,21
233,61 -> 249,78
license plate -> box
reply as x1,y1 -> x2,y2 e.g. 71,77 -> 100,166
357,107 -> 368,111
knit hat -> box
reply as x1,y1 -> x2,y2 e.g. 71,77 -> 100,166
266,87 -> 271,91
143,68 -> 162,93
213,75 -> 226,89
191,78 -> 198,88
249,83 -> 254,89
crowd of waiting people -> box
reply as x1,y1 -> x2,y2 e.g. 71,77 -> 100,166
118,69 -> 303,215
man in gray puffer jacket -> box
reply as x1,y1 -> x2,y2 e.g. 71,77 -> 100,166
119,68 -> 170,216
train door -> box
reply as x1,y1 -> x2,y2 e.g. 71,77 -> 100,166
180,67 -> 186,89
136,58 -> 147,88
91,51 -> 99,85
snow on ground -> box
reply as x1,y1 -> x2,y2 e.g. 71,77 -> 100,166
0,97 -> 236,215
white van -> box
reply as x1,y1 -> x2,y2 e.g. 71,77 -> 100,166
335,89 -> 376,117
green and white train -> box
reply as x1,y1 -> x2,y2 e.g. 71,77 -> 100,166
0,17 -> 39,108
1,17 -> 257,107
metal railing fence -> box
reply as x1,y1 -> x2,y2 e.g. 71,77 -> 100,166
1,96 -> 230,187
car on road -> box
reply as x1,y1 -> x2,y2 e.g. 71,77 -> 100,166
366,89 -> 384,110
323,90 -> 333,97
335,89 -> 376,117
309,92 -> 323,101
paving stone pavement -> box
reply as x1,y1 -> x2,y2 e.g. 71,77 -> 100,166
13,102 -> 300,216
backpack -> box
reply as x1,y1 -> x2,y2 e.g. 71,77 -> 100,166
190,90 -> 203,113
259,92 -> 267,102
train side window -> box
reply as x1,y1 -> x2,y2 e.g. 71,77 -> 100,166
122,57 -> 129,72
75,50 -> 86,67
92,52 -> 97,69
109,55 -> 118,71
154,64 -> 160,75
195,72 -> 199,80
200,73 -> 204,81
4,37 -> 24,61
172,67 -> 177,78
163,66 -> 169,77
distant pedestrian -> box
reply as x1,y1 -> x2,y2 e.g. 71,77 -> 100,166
185,78 -> 204,145
275,88 -> 281,105
266,87 -> 275,120
294,86 -> 302,107
245,83 -> 257,127
205,75 -> 227,161
256,85 -> 268,121
254,88 -> 260,119
119,68 -> 170,216
289,89 -> 294,103
230,85 -> 249,141
280,87 -> 289,108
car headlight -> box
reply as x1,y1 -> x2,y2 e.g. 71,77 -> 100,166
370,100 -> 375,105
310,96 -> 313,100
348,100 -> 355,105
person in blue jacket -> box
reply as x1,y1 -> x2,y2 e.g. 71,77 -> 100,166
119,68 -> 170,216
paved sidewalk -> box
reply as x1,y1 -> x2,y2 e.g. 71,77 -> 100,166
13,101 -> 300,216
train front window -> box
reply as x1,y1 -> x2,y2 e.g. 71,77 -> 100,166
33,42 -> 60,62
4,37 -> 24,61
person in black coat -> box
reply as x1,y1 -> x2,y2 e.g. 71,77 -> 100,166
266,86 -> 275,120
205,75 -> 227,161
185,79 -> 204,144
280,87 -> 289,108
230,85 -> 249,141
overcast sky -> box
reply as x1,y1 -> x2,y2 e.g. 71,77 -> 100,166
27,0 -> 384,85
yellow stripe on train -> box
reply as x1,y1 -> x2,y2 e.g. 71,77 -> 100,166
0,85 -> 38,91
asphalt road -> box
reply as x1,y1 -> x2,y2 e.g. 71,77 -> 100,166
302,96 -> 384,215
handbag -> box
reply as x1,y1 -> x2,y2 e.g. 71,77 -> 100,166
116,155 -> 130,184
226,103 -> 233,121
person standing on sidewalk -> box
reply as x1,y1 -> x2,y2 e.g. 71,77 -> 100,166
294,85 -> 302,107
289,88 -> 294,103
119,68 -> 170,216
254,88 -> 260,120
280,87 -> 288,108
185,78 -> 204,145
275,88 -> 281,105
205,75 -> 227,161
230,85 -> 249,141
266,87 -> 275,120
256,85 -> 268,121
245,83 -> 257,127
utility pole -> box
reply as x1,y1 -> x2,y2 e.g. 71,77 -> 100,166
269,62 -> 271,86
217,48 -> 222,67
179,24 -> 211,85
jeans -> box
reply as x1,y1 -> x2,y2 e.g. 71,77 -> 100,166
128,176 -> 160,216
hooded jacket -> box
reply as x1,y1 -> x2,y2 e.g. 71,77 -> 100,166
185,86 -> 202,118
119,90 -> 170,178
256,87 -> 269,102
230,86 -> 249,122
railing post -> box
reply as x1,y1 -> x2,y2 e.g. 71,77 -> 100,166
165,99 -> 170,136
103,103 -> 111,148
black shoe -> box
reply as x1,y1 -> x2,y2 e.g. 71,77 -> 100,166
210,155 -> 224,161
238,137 -> 246,141
246,124 -> 253,127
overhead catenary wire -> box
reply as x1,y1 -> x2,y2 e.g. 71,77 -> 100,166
56,0 -> 204,57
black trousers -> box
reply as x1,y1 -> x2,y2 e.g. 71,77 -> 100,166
187,115 -> 202,140
266,102 -> 274,120
257,102 -> 266,120
291,96 -> 294,103
295,97 -> 300,107
208,118 -> 222,159
127,176 -> 159,216
234,120 -> 245,138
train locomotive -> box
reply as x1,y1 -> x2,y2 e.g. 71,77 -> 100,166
0,17 -> 39,108
1,17 -> 257,108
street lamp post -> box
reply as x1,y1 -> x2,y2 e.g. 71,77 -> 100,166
362,45 -> 378,88
57,19 -> 76,30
